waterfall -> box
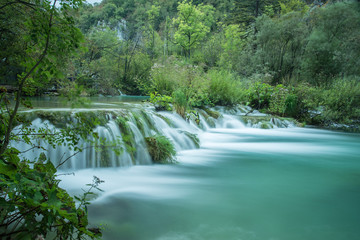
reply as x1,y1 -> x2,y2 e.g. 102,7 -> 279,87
12,105 -> 297,170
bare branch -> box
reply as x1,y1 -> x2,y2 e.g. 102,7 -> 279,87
19,146 -> 41,154
56,146 -> 92,169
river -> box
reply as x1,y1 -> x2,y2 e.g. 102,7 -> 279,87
59,124 -> 360,240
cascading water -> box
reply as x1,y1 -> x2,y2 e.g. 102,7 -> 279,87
12,98 -> 360,240
13,103 -> 297,170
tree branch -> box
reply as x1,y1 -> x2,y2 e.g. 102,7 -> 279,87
0,0 -> 57,156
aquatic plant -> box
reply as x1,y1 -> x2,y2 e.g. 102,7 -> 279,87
115,116 -> 136,162
181,131 -> 200,148
145,135 -> 176,164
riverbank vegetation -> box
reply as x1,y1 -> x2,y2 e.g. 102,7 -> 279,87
145,135 -> 177,164
1,0 -> 359,238
0,0 -> 103,238
1,0 -> 359,128
3,0 -> 358,129
67,0 -> 359,130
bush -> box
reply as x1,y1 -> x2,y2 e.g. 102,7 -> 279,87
172,88 -> 189,118
206,69 -> 243,106
291,82 -> 321,122
269,84 -> 290,116
246,81 -> 323,122
0,151 -> 102,239
146,58 -> 186,95
145,135 -> 176,164
321,78 -> 360,124
149,92 -> 173,111
247,82 -> 273,110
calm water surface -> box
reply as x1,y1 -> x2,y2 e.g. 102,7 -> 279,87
23,96 -> 148,110
61,127 -> 360,240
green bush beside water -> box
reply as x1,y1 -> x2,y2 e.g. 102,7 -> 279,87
146,57 -> 360,131
145,135 -> 177,164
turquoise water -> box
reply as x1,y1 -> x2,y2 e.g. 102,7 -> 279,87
23,96 -> 148,109
61,127 -> 360,240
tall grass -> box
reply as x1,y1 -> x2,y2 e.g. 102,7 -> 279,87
206,69 -> 244,106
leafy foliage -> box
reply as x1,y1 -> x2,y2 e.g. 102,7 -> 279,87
145,135 -> 176,164
0,157 -> 103,239
150,92 -> 173,111
302,1 -> 360,85
173,0 -> 215,58
279,0 -> 309,15
321,78 -> 360,124
206,69 -> 243,106
0,0 -> 106,238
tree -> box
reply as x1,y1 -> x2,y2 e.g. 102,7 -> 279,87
172,0 -> 214,58
144,3 -> 161,58
255,12 -> 309,83
279,0 -> 309,15
219,24 -> 246,71
0,0 -> 102,238
302,1 -> 360,85
231,0 -> 280,27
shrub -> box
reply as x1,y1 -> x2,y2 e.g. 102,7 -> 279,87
291,82 -> 322,122
172,88 -> 189,118
321,78 -> 360,124
269,84 -> 289,116
149,92 -> 173,111
206,69 -> 242,106
247,82 -> 273,110
0,152 -> 102,239
247,81 -> 322,121
145,135 -> 176,164
147,63 -> 179,95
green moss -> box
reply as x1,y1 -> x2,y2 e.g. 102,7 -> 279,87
260,122 -> 273,129
203,108 -> 221,119
99,146 -> 111,167
34,111 -> 72,128
242,115 -> 301,127
132,112 -> 146,136
141,111 -> 157,131
197,109 -> 216,128
181,131 -> 200,148
115,116 -> 136,162
19,110 -> 112,129
74,111 -> 109,128
145,135 -> 177,164
155,113 -> 174,127
241,116 -> 273,124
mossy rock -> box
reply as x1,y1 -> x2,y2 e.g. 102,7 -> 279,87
180,131 -> 200,148
145,135 -> 176,164
242,115 -> 300,128
34,111 -> 73,128
260,122 -> 273,129
132,112 -> 146,135
155,113 -> 174,127
203,108 -> 221,119
242,116 -> 273,125
197,109 -> 218,128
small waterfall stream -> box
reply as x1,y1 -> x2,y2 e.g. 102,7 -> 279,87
11,99 -> 360,240
13,104 -> 296,170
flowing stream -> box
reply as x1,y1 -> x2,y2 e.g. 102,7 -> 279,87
16,97 -> 360,240
60,128 -> 360,240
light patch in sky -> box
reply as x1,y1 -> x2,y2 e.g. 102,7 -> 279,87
85,0 -> 102,4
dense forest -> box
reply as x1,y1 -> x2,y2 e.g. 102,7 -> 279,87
0,0 -> 360,238
1,0 -> 360,127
